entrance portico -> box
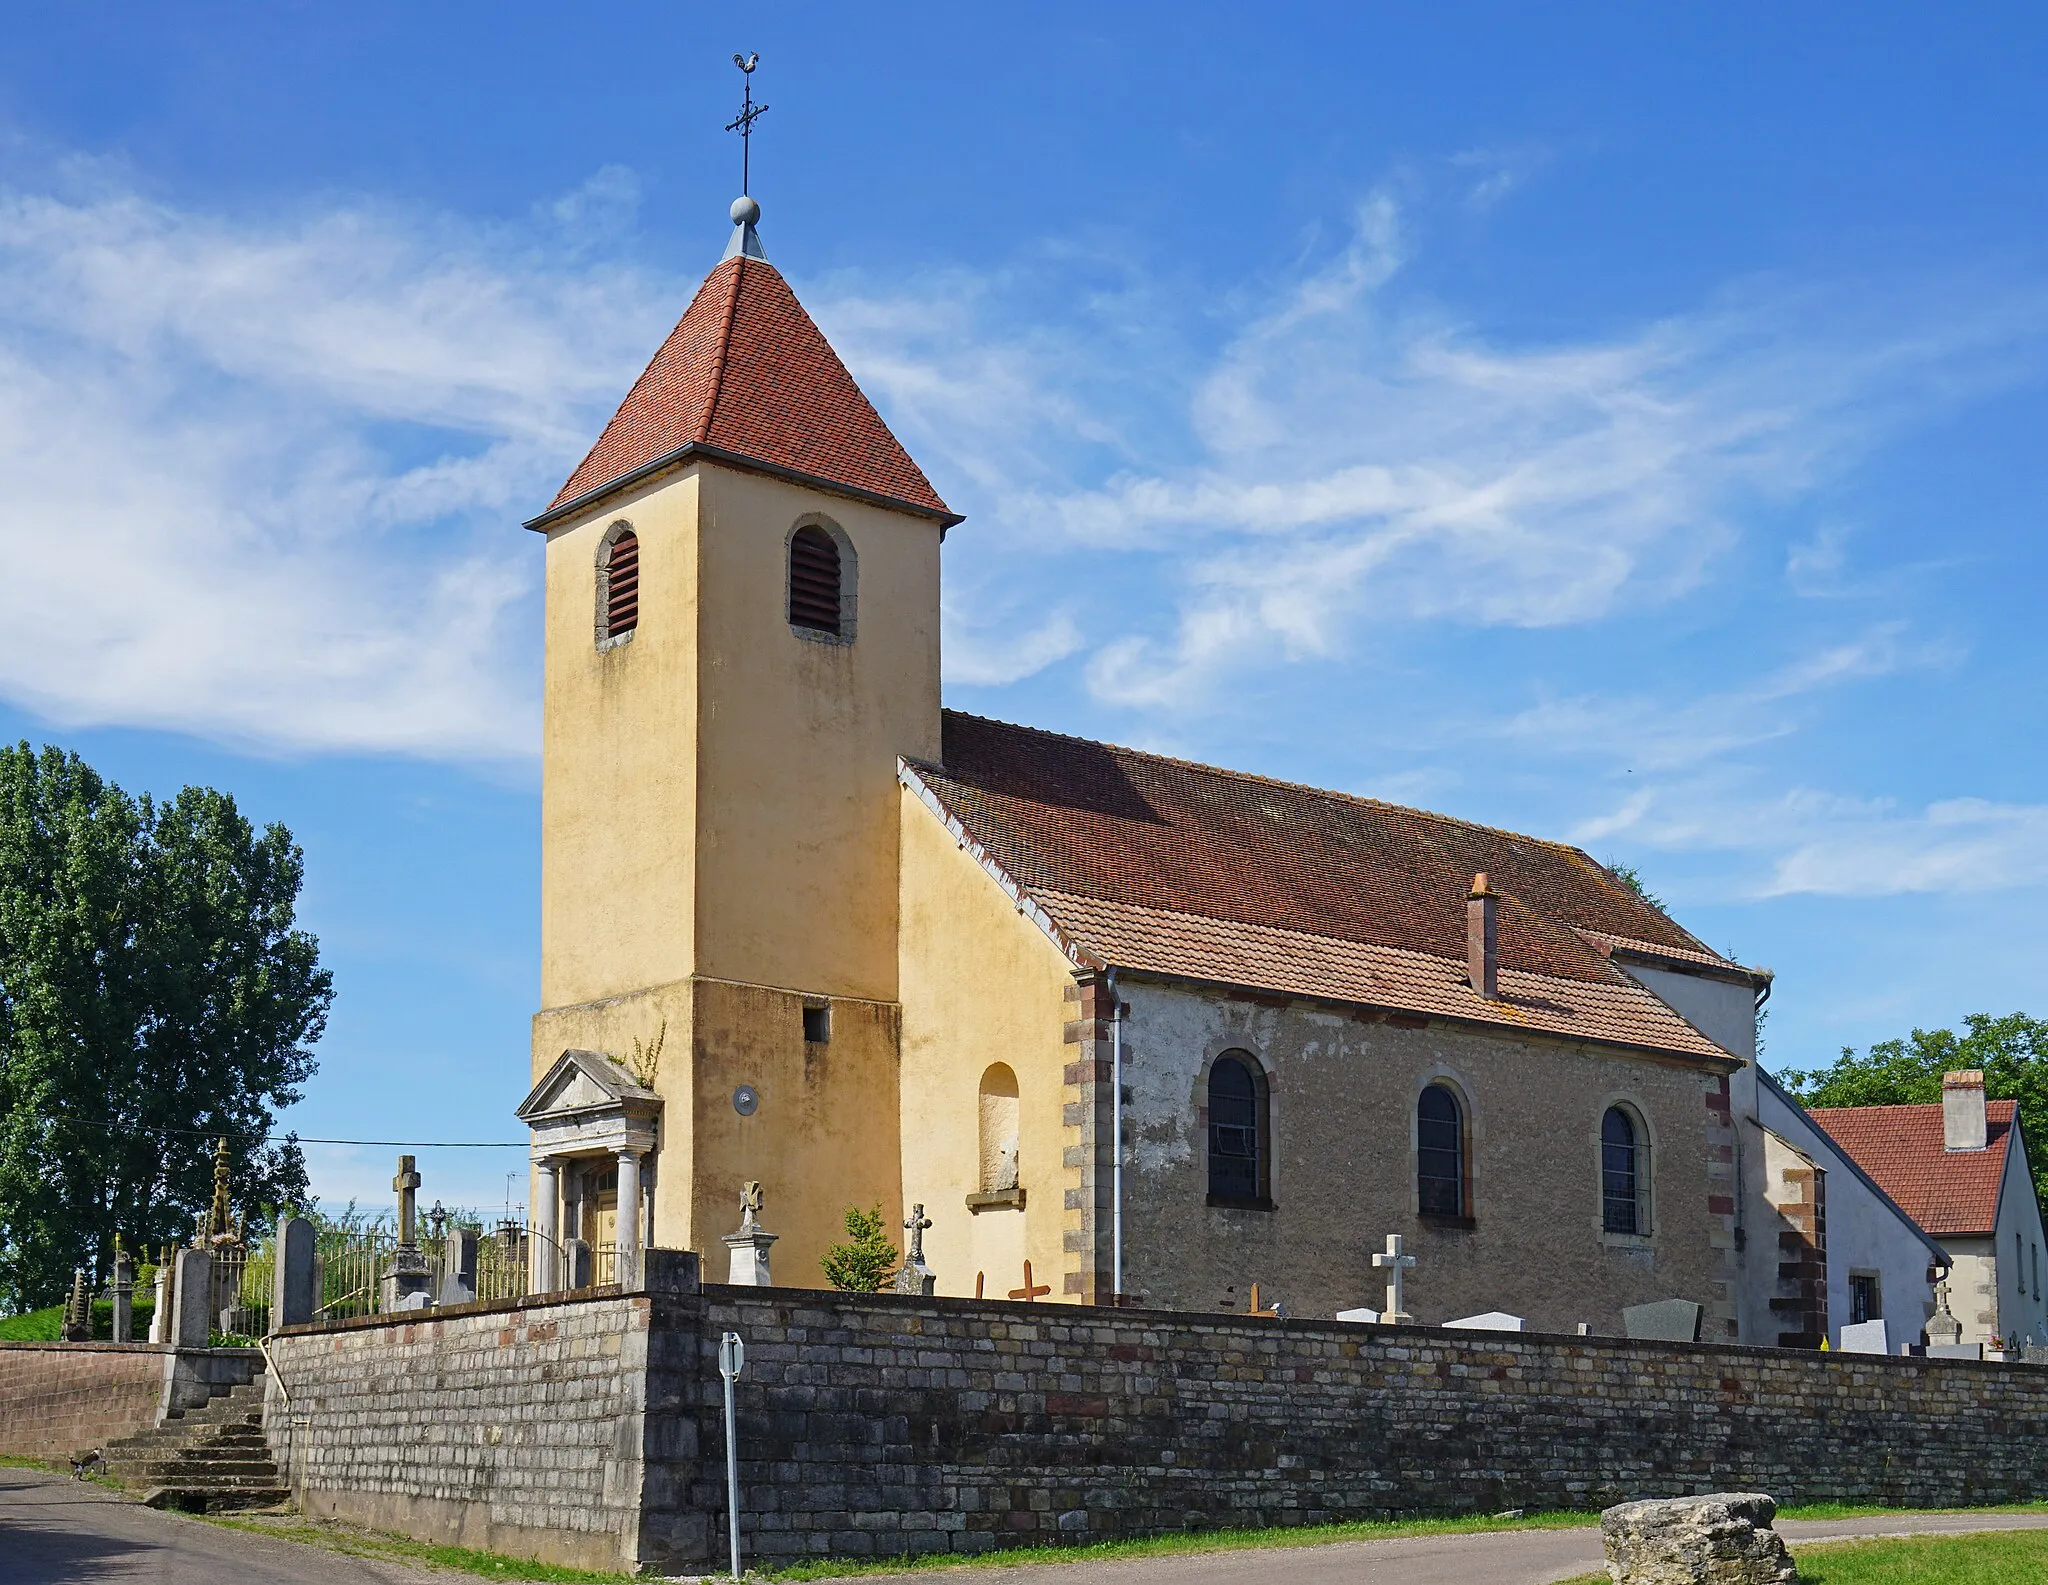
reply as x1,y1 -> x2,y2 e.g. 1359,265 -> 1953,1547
517,1049 -> 662,1289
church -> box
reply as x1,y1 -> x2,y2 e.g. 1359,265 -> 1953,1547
512,196 -> 1939,1342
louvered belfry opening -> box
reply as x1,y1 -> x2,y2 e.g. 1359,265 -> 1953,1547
603,530 -> 640,639
788,525 -> 842,633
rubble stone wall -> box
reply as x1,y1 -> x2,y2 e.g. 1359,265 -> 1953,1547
701,1285 -> 2048,1563
0,1342 -> 171,1458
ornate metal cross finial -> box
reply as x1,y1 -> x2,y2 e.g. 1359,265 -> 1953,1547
903,1203 -> 933,1266
725,52 -> 769,197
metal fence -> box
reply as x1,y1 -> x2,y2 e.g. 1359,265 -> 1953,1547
209,1243 -> 272,1340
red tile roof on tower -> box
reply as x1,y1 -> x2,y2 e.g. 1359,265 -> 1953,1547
1808,1101 -> 2018,1237
530,254 -> 957,529
902,712 -> 1755,1063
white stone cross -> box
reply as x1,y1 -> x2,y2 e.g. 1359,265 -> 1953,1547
1371,1234 -> 1416,1324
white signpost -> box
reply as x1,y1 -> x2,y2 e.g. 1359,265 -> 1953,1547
718,1331 -> 746,1581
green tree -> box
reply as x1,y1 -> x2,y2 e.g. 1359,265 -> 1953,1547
1779,1012 -> 2048,1221
820,1204 -> 898,1292
0,743 -> 332,1312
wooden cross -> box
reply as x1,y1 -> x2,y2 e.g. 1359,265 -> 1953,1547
1009,1260 -> 1051,1302
1372,1233 -> 1416,1323
1247,1283 -> 1280,1318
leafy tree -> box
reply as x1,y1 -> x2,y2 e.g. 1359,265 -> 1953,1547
1779,1013 -> 2048,1221
0,743 -> 332,1312
820,1204 -> 898,1292
1602,859 -> 1664,912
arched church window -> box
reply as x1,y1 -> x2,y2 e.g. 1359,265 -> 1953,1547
1207,1052 -> 1266,1203
788,524 -> 843,634
1417,1083 -> 1465,1218
1602,1105 -> 1647,1234
597,525 -> 639,645
979,1063 -> 1020,1195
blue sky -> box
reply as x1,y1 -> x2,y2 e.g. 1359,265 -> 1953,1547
4,4 -> 2047,1212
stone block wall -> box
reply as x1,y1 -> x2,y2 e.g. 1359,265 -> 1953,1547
266,1259 -> 706,1576
0,1342 -> 170,1459
700,1286 -> 2048,1563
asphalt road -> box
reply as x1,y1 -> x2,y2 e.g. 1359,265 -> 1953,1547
7,1464 -> 2048,1585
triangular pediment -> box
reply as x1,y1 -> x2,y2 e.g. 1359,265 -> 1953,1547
516,1048 -> 659,1122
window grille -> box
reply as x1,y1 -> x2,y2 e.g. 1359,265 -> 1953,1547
602,529 -> 639,640
1207,1054 -> 1261,1201
1602,1106 -> 1641,1233
788,525 -> 842,633
1418,1084 -> 1465,1218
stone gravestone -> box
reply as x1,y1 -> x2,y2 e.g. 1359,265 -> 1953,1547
1838,1318 -> 1888,1355
562,1237 -> 594,1291
894,1203 -> 937,1296
147,1252 -> 172,1343
1622,1298 -> 1703,1342
722,1181 -> 777,1286
439,1227 -> 480,1306
109,1243 -> 134,1343
169,1246 -> 213,1348
379,1155 -> 434,1310
1601,1493 -> 1795,1585
1926,1276 -> 1964,1348
1443,1311 -> 1525,1332
1334,1306 -> 1382,1324
1371,1234 -> 1416,1325
272,1215 -> 317,1330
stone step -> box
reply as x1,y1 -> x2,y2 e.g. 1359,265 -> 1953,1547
107,1455 -> 279,1480
143,1486 -> 291,1515
117,1463 -> 282,1487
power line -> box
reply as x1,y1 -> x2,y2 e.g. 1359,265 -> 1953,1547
39,1116 -> 527,1148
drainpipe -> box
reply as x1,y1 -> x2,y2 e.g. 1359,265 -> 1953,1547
1108,968 -> 1124,1305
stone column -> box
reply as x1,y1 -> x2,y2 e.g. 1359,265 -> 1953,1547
169,1247 -> 213,1348
147,1253 -> 171,1344
109,1245 -> 134,1343
615,1147 -> 643,1288
534,1158 -> 560,1293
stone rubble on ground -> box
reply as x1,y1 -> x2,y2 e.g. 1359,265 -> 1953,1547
1601,1492 -> 1796,1584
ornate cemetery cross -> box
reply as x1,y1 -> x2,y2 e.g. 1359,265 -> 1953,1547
393,1155 -> 423,1248
1009,1260 -> 1051,1302
1372,1233 -> 1416,1325
903,1203 -> 933,1267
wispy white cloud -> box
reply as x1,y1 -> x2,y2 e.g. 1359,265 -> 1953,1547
0,169 -> 674,758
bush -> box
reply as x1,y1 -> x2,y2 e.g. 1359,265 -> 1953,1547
821,1205 -> 898,1292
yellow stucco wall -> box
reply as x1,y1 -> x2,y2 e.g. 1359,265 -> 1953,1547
692,468 -> 941,1003
898,790 -> 1079,1300
530,459 -> 941,1282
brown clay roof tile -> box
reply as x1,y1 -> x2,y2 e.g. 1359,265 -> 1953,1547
544,256 -> 953,523
1807,1101 -> 2017,1237
909,712 -> 1746,1062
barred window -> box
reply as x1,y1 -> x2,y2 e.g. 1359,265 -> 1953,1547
1602,1105 -> 1644,1234
788,524 -> 842,633
1207,1053 -> 1265,1203
1417,1084 -> 1465,1218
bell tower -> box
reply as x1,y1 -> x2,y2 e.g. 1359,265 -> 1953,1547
523,196 -> 959,1282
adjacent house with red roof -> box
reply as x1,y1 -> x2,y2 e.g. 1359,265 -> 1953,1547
515,197 -> 1941,1341
1811,1073 -> 2048,1349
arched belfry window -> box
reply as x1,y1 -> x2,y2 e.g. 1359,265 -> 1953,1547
1417,1083 -> 1466,1219
978,1063 -> 1020,1195
1207,1051 -> 1268,1204
788,523 -> 844,635
597,525 -> 639,646
1602,1105 -> 1648,1234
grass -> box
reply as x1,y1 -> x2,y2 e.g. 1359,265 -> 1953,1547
1560,1528 -> 2048,1584
202,1513 -> 639,1583
0,1298 -> 153,1341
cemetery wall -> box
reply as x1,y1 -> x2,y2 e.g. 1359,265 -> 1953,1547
264,1253 -> 706,1576
702,1284 -> 2048,1563
0,1341 -> 173,1458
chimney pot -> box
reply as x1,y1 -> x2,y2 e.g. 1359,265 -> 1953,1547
1942,1069 -> 1987,1152
1466,873 -> 1498,1000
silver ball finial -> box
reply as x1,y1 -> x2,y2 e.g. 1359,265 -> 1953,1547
730,195 -> 760,227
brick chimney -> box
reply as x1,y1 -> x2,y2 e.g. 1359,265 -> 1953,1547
1942,1069 -> 1988,1152
1467,873 -> 1498,1000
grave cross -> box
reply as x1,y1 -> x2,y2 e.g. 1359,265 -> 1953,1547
393,1154 -> 423,1248
903,1203 -> 933,1267
1247,1283 -> 1280,1318
1371,1233 -> 1416,1324
1009,1260 -> 1051,1302
739,1180 -> 764,1229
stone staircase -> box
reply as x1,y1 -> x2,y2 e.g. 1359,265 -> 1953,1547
102,1374 -> 289,1512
